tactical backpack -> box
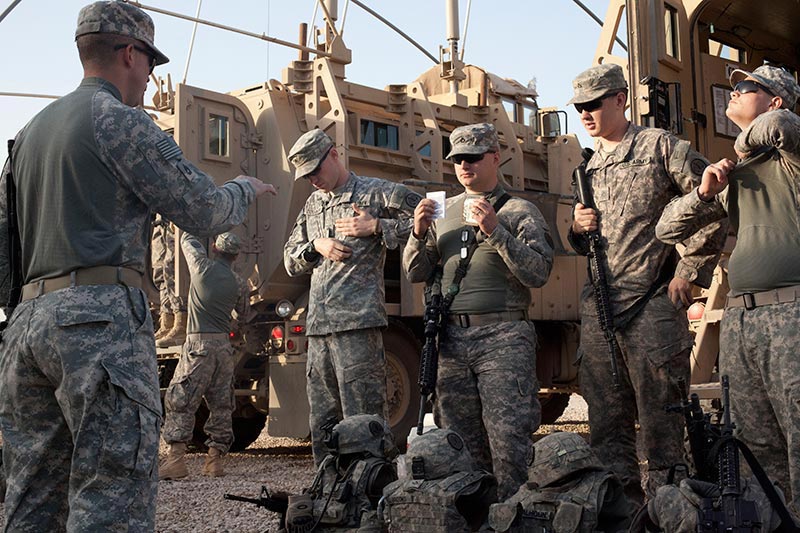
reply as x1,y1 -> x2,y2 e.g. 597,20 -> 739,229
489,432 -> 631,533
381,428 -> 498,532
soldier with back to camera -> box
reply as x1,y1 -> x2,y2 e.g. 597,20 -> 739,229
284,129 -> 421,465
0,1 -> 275,529
160,232 -> 250,480
567,63 -> 727,505
403,123 -> 554,500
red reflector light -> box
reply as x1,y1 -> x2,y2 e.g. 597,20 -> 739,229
287,339 -> 296,351
291,325 -> 305,334
229,331 -> 235,339
270,326 -> 284,340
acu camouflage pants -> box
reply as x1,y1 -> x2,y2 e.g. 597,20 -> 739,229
720,299 -> 800,515
578,290 -> 692,506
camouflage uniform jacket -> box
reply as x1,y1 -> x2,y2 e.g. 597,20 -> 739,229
0,77 -> 255,306
180,233 -> 249,334
657,110 -> 800,295
567,123 -> 728,318
284,172 -> 420,335
403,185 -> 554,313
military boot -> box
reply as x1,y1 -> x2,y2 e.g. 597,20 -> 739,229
154,311 -> 174,340
156,311 -> 187,348
202,447 -> 224,477
159,442 -> 188,480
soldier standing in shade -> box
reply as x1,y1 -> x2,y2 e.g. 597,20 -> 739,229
284,129 -> 421,464
0,2 -> 274,530
403,123 -> 554,500
152,217 -> 189,346
657,65 -> 800,514
160,232 -> 250,480
567,64 -> 728,505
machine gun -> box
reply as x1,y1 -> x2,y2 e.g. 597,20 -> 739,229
224,486 -> 289,520
666,379 -> 720,483
417,269 -> 443,435
696,375 -> 762,532
573,148 -> 620,387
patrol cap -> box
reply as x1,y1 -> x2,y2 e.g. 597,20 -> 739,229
75,1 -> 169,66
730,65 -> 800,110
446,123 -> 500,159
214,232 -> 241,255
288,129 -> 334,180
567,63 -> 628,106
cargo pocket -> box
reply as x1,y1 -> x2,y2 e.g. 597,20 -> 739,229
99,361 -> 162,480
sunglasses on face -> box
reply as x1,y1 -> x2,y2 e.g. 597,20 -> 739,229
304,147 -> 333,178
733,79 -> 775,97
574,92 -> 618,113
114,43 -> 157,74
451,151 -> 495,165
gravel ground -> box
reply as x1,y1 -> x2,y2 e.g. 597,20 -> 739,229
0,395 -> 589,532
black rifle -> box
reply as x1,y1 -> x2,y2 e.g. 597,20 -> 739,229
224,486 -> 289,524
573,148 -> 620,387
696,375 -> 762,532
417,269 -> 443,435
666,383 -> 720,483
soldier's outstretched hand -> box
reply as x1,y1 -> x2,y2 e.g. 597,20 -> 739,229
335,204 -> 379,238
238,176 -> 278,197
668,277 -> 694,309
313,237 -> 352,262
413,198 -> 437,238
697,158 -> 735,201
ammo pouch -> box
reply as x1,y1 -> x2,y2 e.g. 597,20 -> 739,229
382,470 -> 498,532
489,471 -> 628,533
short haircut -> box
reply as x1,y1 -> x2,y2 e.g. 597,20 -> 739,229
77,33 -> 138,66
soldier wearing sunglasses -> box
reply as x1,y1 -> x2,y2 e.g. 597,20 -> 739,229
566,64 -> 728,506
403,123 -> 554,500
657,65 -> 800,515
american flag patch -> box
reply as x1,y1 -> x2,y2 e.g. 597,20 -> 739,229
156,137 -> 183,161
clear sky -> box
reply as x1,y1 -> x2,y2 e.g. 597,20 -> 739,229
0,0 -> 623,160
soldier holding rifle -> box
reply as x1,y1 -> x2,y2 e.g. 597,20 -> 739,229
567,64 -> 727,505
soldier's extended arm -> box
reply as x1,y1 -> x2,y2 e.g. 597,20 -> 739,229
179,232 -> 211,278
656,190 -> 728,246
232,274 -> 250,323
402,225 -> 441,284
484,201 -> 554,288
97,106 -> 257,237
376,184 -> 422,250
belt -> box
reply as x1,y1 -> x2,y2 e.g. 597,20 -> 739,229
186,333 -> 230,341
726,284 -> 800,310
447,310 -> 527,328
20,266 -> 143,302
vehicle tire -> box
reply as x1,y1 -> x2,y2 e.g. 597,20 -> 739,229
190,403 -> 267,453
383,322 -> 421,451
539,393 -> 571,424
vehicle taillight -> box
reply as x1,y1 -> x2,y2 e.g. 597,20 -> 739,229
287,339 -> 296,351
291,325 -> 305,334
270,326 -> 284,340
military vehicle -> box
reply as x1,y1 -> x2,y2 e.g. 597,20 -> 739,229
592,0 -> 799,399
149,0 -> 586,450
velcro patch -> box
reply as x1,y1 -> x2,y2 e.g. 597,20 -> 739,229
690,158 -> 707,177
156,136 -> 183,161
406,192 -> 423,208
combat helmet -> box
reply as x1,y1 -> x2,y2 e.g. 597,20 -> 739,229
405,428 -> 475,480
323,414 -> 398,460
529,432 -> 603,487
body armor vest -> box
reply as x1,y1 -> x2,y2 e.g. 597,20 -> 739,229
490,471 -> 628,533
381,470 -> 497,532
286,454 -> 396,533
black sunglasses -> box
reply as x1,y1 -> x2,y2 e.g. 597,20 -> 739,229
574,92 -> 618,113
733,79 -> 774,97
451,151 -> 495,165
304,146 -> 333,178
114,43 -> 157,74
